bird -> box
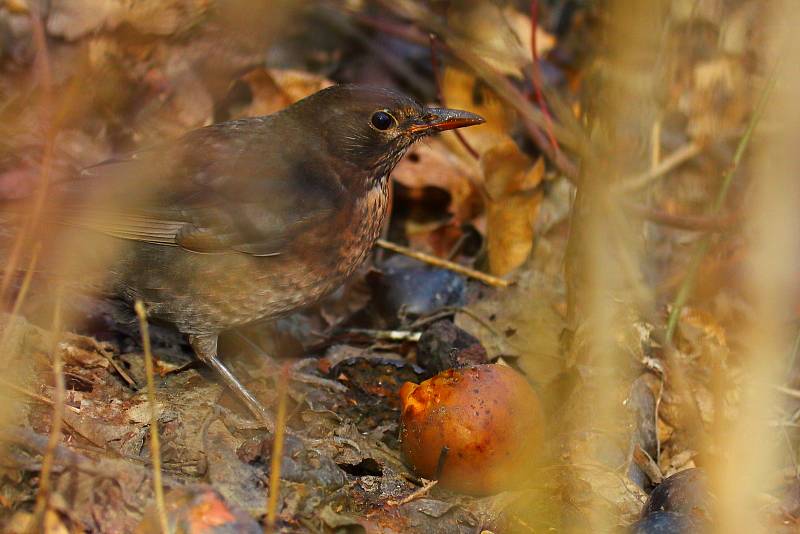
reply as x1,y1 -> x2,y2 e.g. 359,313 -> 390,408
24,84 -> 485,426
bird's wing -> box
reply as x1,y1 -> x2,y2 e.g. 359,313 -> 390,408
57,118 -> 346,256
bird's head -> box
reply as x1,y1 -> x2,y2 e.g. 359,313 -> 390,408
293,85 -> 485,184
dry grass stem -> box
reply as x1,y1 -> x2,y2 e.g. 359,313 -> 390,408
714,7 -> 800,528
0,376 -> 80,414
29,290 -> 63,533
529,0 -> 559,154
386,479 -> 438,506
265,363 -> 290,532
616,142 -> 703,193
134,300 -> 169,534
665,62 -> 779,342
376,239 -> 510,287
428,34 -> 480,160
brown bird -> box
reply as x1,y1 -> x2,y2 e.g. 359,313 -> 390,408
31,85 -> 484,425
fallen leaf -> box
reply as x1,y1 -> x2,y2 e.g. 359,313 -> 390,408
685,57 -> 751,142
46,0 -> 124,41
46,0 -> 209,41
131,56 -> 214,143
482,140 -> 544,276
392,137 -> 482,222
446,3 -> 555,78
234,68 -> 333,118
441,67 -> 515,158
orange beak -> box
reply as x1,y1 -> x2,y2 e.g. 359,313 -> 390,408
407,107 -> 485,136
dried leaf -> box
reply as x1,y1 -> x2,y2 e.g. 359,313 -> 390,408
455,272 -> 564,386
235,68 -> 333,118
392,137 -> 481,222
482,140 -> 544,276
122,0 -> 209,36
685,57 -> 750,142
131,56 -> 214,143
441,67 -> 514,157
47,0 -> 208,40
47,0 -> 124,41
446,3 -> 554,78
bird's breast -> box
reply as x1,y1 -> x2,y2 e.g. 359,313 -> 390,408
334,177 -> 390,276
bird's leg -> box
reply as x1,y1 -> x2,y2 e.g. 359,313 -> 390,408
234,331 -> 348,393
189,333 -> 274,431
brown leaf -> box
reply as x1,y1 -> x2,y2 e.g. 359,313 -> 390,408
441,67 -> 514,158
686,57 -> 751,142
46,0 -> 124,41
446,3 -> 554,78
46,0 -> 209,41
131,56 -> 214,143
122,0 -> 210,36
455,273 -> 565,386
392,138 -> 482,222
234,68 -> 333,118
482,140 -> 544,276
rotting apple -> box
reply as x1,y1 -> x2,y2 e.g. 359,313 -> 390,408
399,364 -> 544,495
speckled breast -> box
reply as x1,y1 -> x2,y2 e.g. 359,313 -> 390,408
124,179 -> 390,335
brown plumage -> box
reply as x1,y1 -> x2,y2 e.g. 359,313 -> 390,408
23,85 -> 484,425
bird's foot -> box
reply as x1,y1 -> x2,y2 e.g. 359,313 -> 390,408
190,334 -> 275,431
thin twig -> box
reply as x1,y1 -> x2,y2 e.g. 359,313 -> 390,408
351,7 -> 583,180
376,239 -> 509,287
30,290 -> 63,532
105,353 -> 137,388
408,309 -> 457,329
6,242 -> 40,320
665,63 -> 779,342
632,444 -> 663,485
624,202 -> 740,232
345,328 -> 422,342
318,6 -> 433,96
134,300 -> 169,534
289,359 -> 349,393
429,34 -> 480,160
651,120 -> 662,170
443,306 -> 504,341
233,332 -> 348,393
529,0 -> 559,153
386,479 -> 438,506
616,142 -> 703,193
786,325 -> 800,376
265,363 -> 290,533
0,376 -> 80,414
0,230 -> 27,305
774,384 -> 800,401
1,11 -> 54,303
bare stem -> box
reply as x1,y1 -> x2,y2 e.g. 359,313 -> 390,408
665,64 -> 779,342
134,300 -> 169,534
265,363 -> 290,532
376,239 -> 510,287
29,290 -> 63,533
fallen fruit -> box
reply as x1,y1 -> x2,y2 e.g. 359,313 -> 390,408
641,468 -> 710,518
399,364 -> 544,495
633,468 -> 712,533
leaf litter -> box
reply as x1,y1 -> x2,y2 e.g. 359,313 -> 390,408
1,0 -> 799,532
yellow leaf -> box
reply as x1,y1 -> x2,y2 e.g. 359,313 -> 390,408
481,140 -> 545,276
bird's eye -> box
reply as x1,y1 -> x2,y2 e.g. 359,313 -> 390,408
370,111 -> 396,131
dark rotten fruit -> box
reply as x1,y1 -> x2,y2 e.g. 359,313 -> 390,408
18,85 -> 484,425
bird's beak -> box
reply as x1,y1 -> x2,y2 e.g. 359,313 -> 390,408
407,107 -> 485,135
